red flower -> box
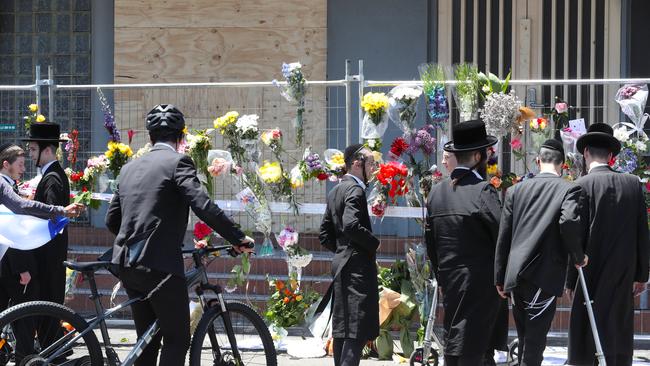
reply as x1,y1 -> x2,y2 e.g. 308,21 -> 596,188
317,173 -> 329,181
390,137 -> 409,158
81,186 -> 88,192
193,221 -> 213,240
128,129 -> 135,145
608,157 -> 616,166
271,130 -> 282,139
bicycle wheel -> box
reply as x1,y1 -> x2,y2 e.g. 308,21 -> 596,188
189,301 -> 277,366
0,301 -> 102,366
409,347 -> 439,366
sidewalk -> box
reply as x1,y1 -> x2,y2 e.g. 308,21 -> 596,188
102,328 -> 650,365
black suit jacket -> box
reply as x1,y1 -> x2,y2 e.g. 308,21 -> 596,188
319,175 -> 380,340
105,145 -> 246,277
33,161 -> 70,274
494,172 -> 585,296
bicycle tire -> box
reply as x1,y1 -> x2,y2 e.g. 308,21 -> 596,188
189,301 -> 277,366
0,301 -> 102,366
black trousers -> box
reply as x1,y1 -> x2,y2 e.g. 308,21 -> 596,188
120,267 -> 190,366
512,280 -> 557,366
444,353 -> 485,366
0,275 -> 39,361
333,338 -> 365,366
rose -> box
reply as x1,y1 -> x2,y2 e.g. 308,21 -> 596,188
36,114 -> 46,123
207,157 -> 232,177
510,138 -> 523,151
555,102 -> 568,114
28,104 -> 38,113
193,221 -> 213,240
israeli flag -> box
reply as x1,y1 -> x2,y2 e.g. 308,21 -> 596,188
0,205 -> 69,260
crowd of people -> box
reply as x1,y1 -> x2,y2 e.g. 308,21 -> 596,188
320,120 -> 649,366
1,107 -> 648,366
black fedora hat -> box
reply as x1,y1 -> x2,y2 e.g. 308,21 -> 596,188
21,122 -> 67,143
576,123 -> 621,156
443,119 -> 498,152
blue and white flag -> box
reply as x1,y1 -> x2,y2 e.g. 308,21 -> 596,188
0,205 -> 69,260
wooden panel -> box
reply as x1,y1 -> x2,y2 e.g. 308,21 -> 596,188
115,0 -> 326,29
114,27 -> 326,83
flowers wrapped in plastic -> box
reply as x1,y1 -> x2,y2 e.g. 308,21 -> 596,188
185,129 -> 215,196
370,161 -> 409,219
324,149 -> 346,180
419,63 -> 448,130
273,62 -> 308,146
452,63 -> 480,122
388,85 -> 423,135
207,150 -> 239,178
259,161 -> 300,215
614,84 -> 650,141
277,226 -> 312,286
105,141 -> 133,178
361,92 -> 390,139
298,147 -> 329,182
480,90 -> 522,138
405,243 -> 434,341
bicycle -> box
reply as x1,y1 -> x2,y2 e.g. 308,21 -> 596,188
409,278 -> 444,366
0,244 -> 277,366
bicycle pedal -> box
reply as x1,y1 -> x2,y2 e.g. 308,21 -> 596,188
105,347 -> 121,366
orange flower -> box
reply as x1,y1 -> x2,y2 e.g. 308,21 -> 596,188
283,297 -> 290,304
275,280 -> 285,291
296,295 -> 303,301
284,289 -> 291,296
490,176 -> 502,189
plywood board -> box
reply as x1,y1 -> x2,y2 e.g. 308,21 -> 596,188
115,0 -> 326,29
114,27 -> 326,83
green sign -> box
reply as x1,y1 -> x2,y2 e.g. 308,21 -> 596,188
0,124 -> 16,132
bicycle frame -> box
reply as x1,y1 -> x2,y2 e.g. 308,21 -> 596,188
37,245 -> 244,366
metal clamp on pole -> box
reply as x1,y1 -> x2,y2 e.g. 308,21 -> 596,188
578,267 -> 607,366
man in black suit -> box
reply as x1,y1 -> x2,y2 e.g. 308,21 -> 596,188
495,139 -> 588,366
23,122 -> 75,349
319,143 -> 379,366
105,104 -> 253,366
425,120 -> 505,366
567,123 -> 650,366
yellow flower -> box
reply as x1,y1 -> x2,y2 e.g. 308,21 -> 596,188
182,126 -> 188,135
372,151 -> 383,164
28,104 -> 38,113
259,161 -> 283,184
214,111 -> 239,133
36,114 -> 46,123
487,164 -> 498,176
361,92 -> 389,114
105,149 -> 113,159
295,295 -> 303,301
330,153 -> 344,167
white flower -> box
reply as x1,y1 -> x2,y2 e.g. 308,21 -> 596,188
236,114 -> 259,135
60,133 -> 69,141
482,85 -> 491,93
287,62 -> 302,72
367,139 -> 376,148
392,86 -> 422,102
614,127 -> 629,142
635,140 -> 647,152
480,91 -> 521,138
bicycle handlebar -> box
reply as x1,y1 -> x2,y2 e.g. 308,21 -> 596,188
181,241 -> 255,257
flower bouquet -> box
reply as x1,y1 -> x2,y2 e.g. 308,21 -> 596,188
387,85 -> 423,135
105,141 -> 133,178
612,125 -> 650,177
278,226 -> 312,286
207,150 -> 239,178
298,147 -> 329,182
236,187 -> 273,258
529,117 -> 551,150
361,92 -> 390,139
480,90 -> 522,138
273,62 -> 308,146
324,149 -> 346,180
66,155 -> 108,209
551,98 -> 569,134
370,161 -> 409,219
452,63 -> 480,122
23,103 -> 46,132
419,63 -> 449,130
405,243 -> 433,342
261,128 -> 284,160
236,114 -> 260,164
614,84 -> 650,142
265,276 -> 319,344
185,128 -> 215,196
192,221 -> 213,249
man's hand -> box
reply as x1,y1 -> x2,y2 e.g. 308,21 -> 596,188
19,271 -> 31,286
565,288 -> 574,302
232,236 -> 255,255
634,282 -> 647,297
575,255 -> 589,269
496,285 -> 508,299
63,203 -> 85,218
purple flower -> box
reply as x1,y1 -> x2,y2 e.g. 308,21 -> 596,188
613,148 -> 638,174
98,88 -> 121,142
427,86 -> 448,129
406,125 -> 436,156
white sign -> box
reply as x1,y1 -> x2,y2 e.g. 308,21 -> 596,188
568,118 -> 587,136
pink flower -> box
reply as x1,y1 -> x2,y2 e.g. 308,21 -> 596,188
555,102 -> 568,114
207,158 -> 231,177
127,129 -> 135,145
510,138 -> 523,151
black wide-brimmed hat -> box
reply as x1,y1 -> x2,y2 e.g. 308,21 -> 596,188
443,119 -> 498,152
21,122 -> 66,143
576,123 -> 621,156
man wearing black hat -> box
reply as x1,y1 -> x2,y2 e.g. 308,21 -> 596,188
494,139 -> 588,366
319,143 -> 379,366
425,120 -> 506,366
566,123 -> 650,366
23,121 -> 72,349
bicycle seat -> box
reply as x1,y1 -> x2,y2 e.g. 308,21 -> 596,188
63,261 -> 112,273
